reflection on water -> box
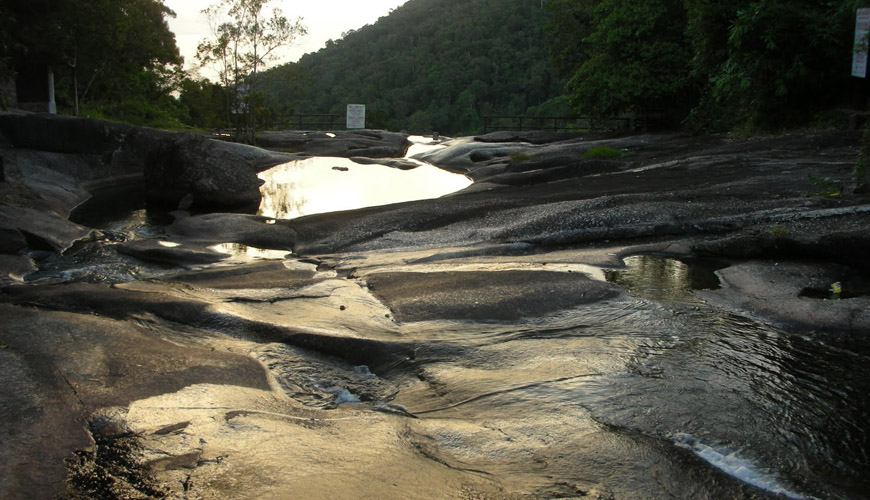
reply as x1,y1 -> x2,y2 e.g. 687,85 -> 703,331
396,284 -> 870,499
209,243 -> 291,260
257,156 -> 471,220
605,255 -> 722,301
586,305 -> 870,499
388,255 -> 869,498
406,135 -> 447,157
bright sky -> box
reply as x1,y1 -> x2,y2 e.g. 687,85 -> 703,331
163,0 -> 408,79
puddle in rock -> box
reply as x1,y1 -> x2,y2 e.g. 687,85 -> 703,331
69,182 -> 171,236
605,255 -> 723,302
257,156 -> 470,220
800,280 -> 870,300
209,243 -> 292,260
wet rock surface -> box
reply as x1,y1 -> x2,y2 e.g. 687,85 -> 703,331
366,270 -> 622,322
2,116 -> 870,499
254,129 -> 410,158
141,132 -> 297,210
0,113 -> 302,214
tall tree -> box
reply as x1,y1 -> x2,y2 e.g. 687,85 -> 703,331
197,0 -> 306,140
0,0 -> 182,118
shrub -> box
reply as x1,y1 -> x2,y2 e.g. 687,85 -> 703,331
509,151 -> 532,162
806,174 -> 843,198
582,146 -> 625,159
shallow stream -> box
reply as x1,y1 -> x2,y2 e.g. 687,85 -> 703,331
355,256 -> 868,499
32,139 -> 870,498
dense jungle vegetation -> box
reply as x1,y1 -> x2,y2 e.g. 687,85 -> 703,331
271,0 -> 869,134
260,0 -> 568,134
1,0 -> 869,136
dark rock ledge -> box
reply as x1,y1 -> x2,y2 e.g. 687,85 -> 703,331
0,113 -> 410,281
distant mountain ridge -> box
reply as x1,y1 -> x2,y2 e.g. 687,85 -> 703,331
260,0 -> 567,134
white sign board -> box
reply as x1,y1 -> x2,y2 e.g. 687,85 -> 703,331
346,104 -> 366,129
853,8 -> 870,78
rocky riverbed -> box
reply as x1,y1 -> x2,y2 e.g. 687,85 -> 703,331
1,113 -> 869,499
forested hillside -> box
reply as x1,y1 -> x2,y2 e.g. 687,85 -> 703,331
546,0 -> 867,132
5,0 -> 867,138
1,0 -> 184,126
263,0 -> 868,135
260,0 -> 568,135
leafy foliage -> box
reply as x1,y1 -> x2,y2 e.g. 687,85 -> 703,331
3,0 -> 865,136
260,0 -> 566,135
1,0 -> 185,125
806,174 -> 844,198
566,0 -> 693,125
543,0 -> 597,78
196,0 -> 306,139
550,0 -> 868,132
692,0 -> 860,130
582,146 -> 624,159
178,78 -> 230,130
509,151 -> 533,163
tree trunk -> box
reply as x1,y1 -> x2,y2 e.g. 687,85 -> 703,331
73,71 -> 79,116
68,51 -> 80,116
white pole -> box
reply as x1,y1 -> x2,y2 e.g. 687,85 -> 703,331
47,67 -> 56,114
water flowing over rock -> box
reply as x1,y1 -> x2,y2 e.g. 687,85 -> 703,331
2,114 -> 870,500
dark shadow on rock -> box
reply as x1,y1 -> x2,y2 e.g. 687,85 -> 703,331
0,303 -> 272,500
166,213 -> 297,251
0,281 -> 415,372
365,270 -> 622,323
117,239 -> 230,267
254,130 -> 410,158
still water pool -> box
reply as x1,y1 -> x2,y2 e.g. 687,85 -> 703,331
256,139 -> 470,220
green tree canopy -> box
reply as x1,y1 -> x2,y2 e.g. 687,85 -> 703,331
1,0 -> 184,124
549,0 -> 867,131
564,0 -> 694,125
262,0 -> 567,135
196,0 -> 306,139
543,0 -> 598,78
695,0 -> 861,130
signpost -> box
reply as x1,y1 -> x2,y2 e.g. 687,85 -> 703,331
346,104 -> 366,129
853,8 -> 870,78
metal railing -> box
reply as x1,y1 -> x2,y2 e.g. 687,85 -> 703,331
482,115 -> 632,133
273,114 -> 344,130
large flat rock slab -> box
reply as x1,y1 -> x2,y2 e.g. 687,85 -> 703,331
700,260 -> 870,334
3,122 -> 870,499
255,130 -> 409,158
0,206 -> 92,253
0,304 -> 272,499
166,212 -> 297,250
365,270 -> 622,322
